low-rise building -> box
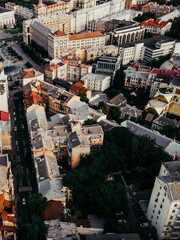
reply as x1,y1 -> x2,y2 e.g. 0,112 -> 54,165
151,116 -> 180,131
140,18 -> 172,36
82,73 -> 111,92
141,2 -> 173,17
22,68 -> 44,86
70,81 -> 92,99
45,62 -> 67,84
5,2 -> 33,20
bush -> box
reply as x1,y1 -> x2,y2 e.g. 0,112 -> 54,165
25,61 -> 33,68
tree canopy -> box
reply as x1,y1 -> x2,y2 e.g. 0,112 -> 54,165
165,17 -> 180,40
63,127 -> 172,218
159,124 -> 180,142
133,12 -> 156,22
27,193 -> 47,216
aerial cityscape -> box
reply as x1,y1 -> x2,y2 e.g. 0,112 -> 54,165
0,0 -> 179,239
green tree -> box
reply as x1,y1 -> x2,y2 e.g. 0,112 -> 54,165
15,165 -> 25,186
165,17 -> 180,40
27,193 -> 47,216
113,65 -> 125,90
23,214 -> 47,240
78,92 -> 89,103
133,12 -> 156,22
108,106 -> 121,122
98,101 -> 107,114
83,118 -> 97,125
160,125 -> 180,141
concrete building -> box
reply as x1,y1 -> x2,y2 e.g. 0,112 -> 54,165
124,68 -> 150,89
5,2 -> 33,21
48,31 -> 105,59
109,25 -> 145,45
88,9 -> 141,32
92,53 -> 121,81
70,0 -> 125,33
147,161 -> 180,239
81,73 -> 111,92
158,10 -> 180,22
143,37 -> 176,62
141,2 -> 173,18
0,6 -> 15,28
23,14 -> 71,45
86,45 -> 119,63
45,62 -> 67,83
140,19 -> 172,36
0,65 -> 8,114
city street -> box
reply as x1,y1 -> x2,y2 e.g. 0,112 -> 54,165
9,87 -> 38,239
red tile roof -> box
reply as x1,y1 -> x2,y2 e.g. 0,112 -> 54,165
69,32 -> 104,41
70,81 -> 88,93
0,111 -> 9,121
54,30 -> 67,37
140,18 -> 169,28
44,200 -> 64,221
22,68 -> 43,79
151,68 -> 177,74
47,1 -> 68,8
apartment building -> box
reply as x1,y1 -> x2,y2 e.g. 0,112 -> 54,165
149,68 -> 180,98
143,37 -> 176,62
34,0 -> 73,18
93,53 -> 121,81
124,68 -> 150,89
109,25 -> 145,45
0,6 -> 15,28
140,19 -> 172,36
5,2 -> 33,20
0,154 -> 16,237
23,14 -> 71,45
45,62 -> 67,83
70,0 -> 125,33
147,161 -> 180,239
81,73 -> 111,91
48,31 -> 105,59
141,2 -> 173,17
67,124 -> 104,168
86,45 -> 119,63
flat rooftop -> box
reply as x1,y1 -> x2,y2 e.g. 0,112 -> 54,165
0,6 -> 11,13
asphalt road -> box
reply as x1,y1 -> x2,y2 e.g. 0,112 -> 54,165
9,87 -> 38,239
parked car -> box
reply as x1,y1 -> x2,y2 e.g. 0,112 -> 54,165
22,198 -> 26,205
118,219 -> 126,224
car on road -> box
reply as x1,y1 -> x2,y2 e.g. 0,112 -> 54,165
140,222 -> 149,227
15,140 -> 18,145
22,198 -> 26,205
115,211 -> 123,216
118,219 -> 127,224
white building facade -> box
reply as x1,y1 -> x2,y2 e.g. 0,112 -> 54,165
147,162 -> 180,240
82,73 -> 111,91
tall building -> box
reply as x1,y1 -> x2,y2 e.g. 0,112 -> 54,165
147,161 -> 180,240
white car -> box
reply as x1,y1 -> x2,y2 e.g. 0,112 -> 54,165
22,198 -> 26,205
118,219 -> 126,224
140,222 -> 149,227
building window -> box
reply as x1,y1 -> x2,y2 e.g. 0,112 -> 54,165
154,204 -> 156,208
166,228 -> 169,230
172,210 -> 175,213
168,222 -> 171,226
162,198 -> 165,203
170,216 -> 173,220
174,204 -> 177,207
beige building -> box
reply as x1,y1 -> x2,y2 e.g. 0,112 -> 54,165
48,31 -> 105,59
85,45 -> 119,63
0,6 -> 15,28
45,61 -> 67,83
34,0 -> 73,18
147,162 -> 180,239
